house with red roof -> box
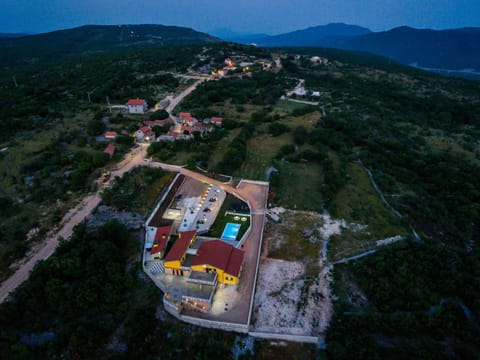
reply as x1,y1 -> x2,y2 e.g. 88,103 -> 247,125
104,143 -> 116,157
164,230 -> 197,276
144,117 -> 173,127
191,240 -> 244,285
135,126 -> 156,143
180,125 -> 194,134
104,131 -> 117,139
127,99 -> 148,114
178,112 -> 197,126
210,117 -> 223,126
150,225 -> 172,260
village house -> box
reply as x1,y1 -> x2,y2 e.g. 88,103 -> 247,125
210,117 -> 223,127
127,99 -> 148,114
104,131 -> 117,140
144,117 -> 173,128
178,112 -> 197,126
135,126 -> 156,143
104,143 -> 115,157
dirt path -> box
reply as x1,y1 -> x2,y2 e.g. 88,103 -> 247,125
0,194 -> 101,302
0,78 -> 209,303
0,145 -> 147,303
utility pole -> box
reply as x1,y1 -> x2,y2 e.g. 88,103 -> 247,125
87,87 -> 98,103
106,95 -> 112,113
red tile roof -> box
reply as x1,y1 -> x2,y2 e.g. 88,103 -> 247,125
140,127 -> 154,136
164,230 -> 196,262
151,225 -> 172,255
104,143 -> 115,157
211,117 -> 223,124
226,248 -> 244,278
179,112 -> 191,118
144,118 -> 172,127
105,131 -> 117,138
180,125 -> 194,133
127,99 -> 146,106
192,240 -> 244,277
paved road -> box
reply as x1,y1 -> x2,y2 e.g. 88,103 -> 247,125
166,79 -> 206,113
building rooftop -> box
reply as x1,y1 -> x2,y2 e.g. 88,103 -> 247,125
127,99 -> 146,106
164,230 -> 196,262
192,240 -> 244,277
150,225 -> 172,255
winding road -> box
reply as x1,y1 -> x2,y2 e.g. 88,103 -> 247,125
0,78 -> 208,303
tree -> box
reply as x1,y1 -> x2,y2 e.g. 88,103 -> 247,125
86,118 -> 104,136
293,125 -> 308,145
150,109 -> 169,120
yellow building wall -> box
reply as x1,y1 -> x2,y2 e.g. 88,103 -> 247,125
164,260 -> 181,270
191,264 -> 239,284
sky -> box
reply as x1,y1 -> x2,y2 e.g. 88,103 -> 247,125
1,0 -> 479,35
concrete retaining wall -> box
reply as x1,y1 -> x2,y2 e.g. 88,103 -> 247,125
246,182 -> 269,328
164,298 -> 249,333
249,331 -> 318,344
181,314 -> 249,333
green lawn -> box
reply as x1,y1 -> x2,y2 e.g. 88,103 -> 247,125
206,193 -> 250,240
235,132 -> 293,180
207,212 -> 251,241
328,162 -> 409,260
274,161 -> 325,211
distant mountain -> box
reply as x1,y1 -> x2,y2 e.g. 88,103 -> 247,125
210,28 -> 269,42
324,26 -> 480,72
235,24 -> 480,72
0,33 -> 30,38
235,23 -> 372,46
0,24 -> 220,66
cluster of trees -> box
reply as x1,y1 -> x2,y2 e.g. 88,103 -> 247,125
0,220 -> 239,359
101,167 -> 172,214
180,71 -> 294,110
327,240 -> 480,359
216,122 -> 255,174
0,221 -> 134,359
147,127 -> 228,167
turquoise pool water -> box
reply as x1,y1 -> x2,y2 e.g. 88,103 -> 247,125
221,223 -> 241,241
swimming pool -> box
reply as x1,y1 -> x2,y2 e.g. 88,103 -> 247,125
221,223 -> 241,241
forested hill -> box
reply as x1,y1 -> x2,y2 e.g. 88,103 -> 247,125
239,24 -> 480,73
0,24 -> 220,66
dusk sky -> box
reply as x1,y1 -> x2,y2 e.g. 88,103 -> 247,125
1,0 -> 479,35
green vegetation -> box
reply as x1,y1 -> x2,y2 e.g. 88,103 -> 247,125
0,221 -> 238,359
328,163 -> 408,260
1,38 -> 479,359
207,212 -> 251,241
101,167 -> 174,215
328,240 -> 480,359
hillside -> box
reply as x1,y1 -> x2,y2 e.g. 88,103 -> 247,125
0,24 -> 220,66
0,42 -> 479,358
236,23 -> 371,46
330,26 -> 480,72
240,24 -> 480,74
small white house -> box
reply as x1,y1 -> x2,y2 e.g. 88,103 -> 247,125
127,99 -> 148,114
294,87 -> 307,96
